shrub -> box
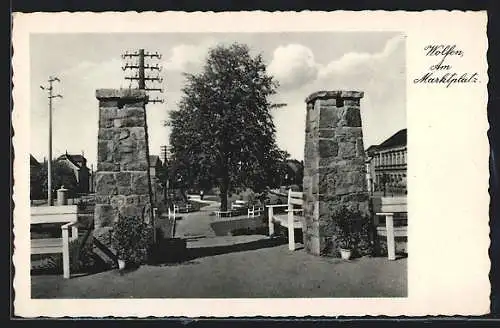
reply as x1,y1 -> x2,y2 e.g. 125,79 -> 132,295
111,215 -> 154,266
324,205 -> 373,257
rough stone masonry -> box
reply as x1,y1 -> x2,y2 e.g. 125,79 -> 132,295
302,91 -> 370,256
93,89 -> 153,264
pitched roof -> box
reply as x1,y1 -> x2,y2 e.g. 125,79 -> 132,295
30,154 -> 41,167
57,153 -> 87,168
377,129 -> 407,150
366,129 -> 407,153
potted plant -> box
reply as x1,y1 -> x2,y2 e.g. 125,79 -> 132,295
333,206 -> 360,260
112,214 -> 154,270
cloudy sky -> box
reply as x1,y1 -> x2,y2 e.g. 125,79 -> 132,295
30,32 -> 406,167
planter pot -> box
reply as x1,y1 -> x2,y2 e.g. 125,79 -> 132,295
117,259 -> 126,270
339,248 -> 352,260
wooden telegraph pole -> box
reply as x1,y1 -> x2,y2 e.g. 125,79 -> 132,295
121,49 -> 164,103
121,49 -> 165,230
40,76 -> 62,206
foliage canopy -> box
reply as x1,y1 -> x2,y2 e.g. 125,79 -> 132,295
168,43 -> 288,210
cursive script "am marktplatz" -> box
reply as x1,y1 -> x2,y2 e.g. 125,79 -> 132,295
414,72 -> 478,88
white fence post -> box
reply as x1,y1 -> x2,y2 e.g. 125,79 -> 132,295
385,214 -> 396,260
268,206 -> 274,236
288,204 -> 295,251
71,225 -> 78,241
62,226 -> 70,279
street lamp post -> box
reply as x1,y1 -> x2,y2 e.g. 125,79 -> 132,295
40,76 -> 62,206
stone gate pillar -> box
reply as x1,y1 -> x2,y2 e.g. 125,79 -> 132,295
93,89 -> 153,262
302,91 -> 370,256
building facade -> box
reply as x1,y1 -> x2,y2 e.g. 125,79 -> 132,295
56,152 -> 90,194
366,129 -> 407,195
149,155 -> 163,179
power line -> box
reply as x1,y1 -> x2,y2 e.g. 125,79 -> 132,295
40,76 -> 62,206
121,49 -> 164,104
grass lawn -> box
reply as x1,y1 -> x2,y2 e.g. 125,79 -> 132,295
32,242 -> 406,299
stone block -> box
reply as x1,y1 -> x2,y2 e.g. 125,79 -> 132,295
99,108 -> 117,128
356,137 -> 365,157
344,98 -> 360,106
113,117 -> 145,128
343,127 -> 363,139
97,128 -> 115,141
98,100 -> 119,108
344,106 -> 362,127
123,161 -> 149,171
96,88 -> 147,101
305,90 -> 364,104
319,129 -> 335,139
318,167 -> 336,194
319,98 -> 338,106
318,106 -> 339,128
125,195 -> 141,205
97,162 -> 119,172
97,140 -> 114,163
318,139 -> 339,158
131,172 -> 150,194
338,141 -> 357,159
118,204 -> 144,218
305,234 -> 321,256
94,172 -> 117,196
94,204 -> 116,228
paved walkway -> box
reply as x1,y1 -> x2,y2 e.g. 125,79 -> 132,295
175,200 -> 269,248
174,200 -> 219,239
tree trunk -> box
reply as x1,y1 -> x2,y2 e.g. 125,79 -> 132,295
220,180 -> 229,211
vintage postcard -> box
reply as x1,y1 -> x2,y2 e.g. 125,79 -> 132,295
12,11 -> 489,317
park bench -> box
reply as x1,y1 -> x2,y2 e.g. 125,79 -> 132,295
31,205 -> 79,279
375,196 -> 408,260
247,205 -> 264,218
231,199 -> 247,210
214,210 -> 233,218
266,189 -> 304,251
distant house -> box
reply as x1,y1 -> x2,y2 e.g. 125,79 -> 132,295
56,152 -> 90,194
149,155 -> 163,178
366,129 -> 407,195
30,154 -> 43,199
30,154 -> 41,172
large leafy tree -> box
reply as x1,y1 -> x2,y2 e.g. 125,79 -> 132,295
168,43 -> 287,210
31,161 -> 79,200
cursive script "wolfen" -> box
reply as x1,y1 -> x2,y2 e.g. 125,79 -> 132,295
424,44 -> 463,71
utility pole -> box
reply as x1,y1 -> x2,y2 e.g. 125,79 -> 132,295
160,145 -> 169,202
40,76 -> 62,206
121,49 -> 164,103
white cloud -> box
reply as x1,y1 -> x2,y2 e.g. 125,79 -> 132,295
319,35 -> 405,78
270,35 -> 406,158
163,42 -> 216,73
268,44 -> 319,90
